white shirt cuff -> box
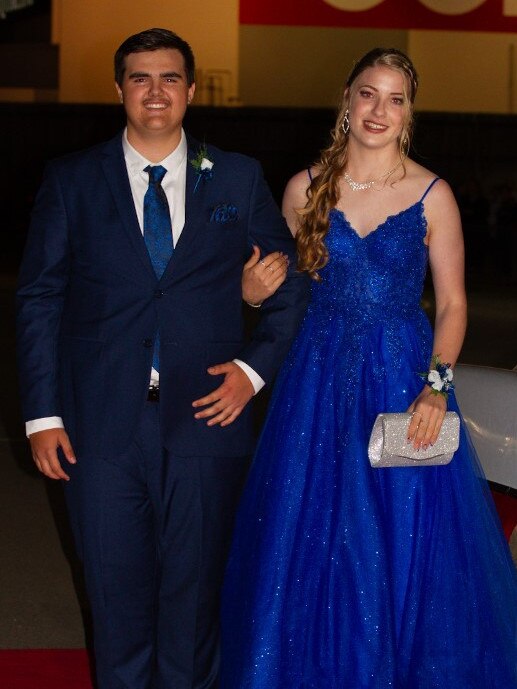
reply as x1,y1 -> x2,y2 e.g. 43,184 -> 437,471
26,416 -> 65,437
233,359 -> 265,395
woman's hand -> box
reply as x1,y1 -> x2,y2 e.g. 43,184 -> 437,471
407,387 -> 447,450
242,245 -> 289,306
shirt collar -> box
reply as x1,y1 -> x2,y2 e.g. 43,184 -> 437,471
122,128 -> 188,179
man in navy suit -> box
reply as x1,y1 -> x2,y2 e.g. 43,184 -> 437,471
16,28 -> 309,689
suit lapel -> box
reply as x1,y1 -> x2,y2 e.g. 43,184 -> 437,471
161,136 -> 207,283
101,134 -> 156,281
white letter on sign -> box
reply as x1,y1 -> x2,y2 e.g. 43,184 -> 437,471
418,0 -> 487,15
322,0 -> 384,11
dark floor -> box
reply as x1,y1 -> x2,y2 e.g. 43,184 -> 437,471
1,271 -> 516,648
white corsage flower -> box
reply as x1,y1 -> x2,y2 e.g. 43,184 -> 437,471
427,370 -> 444,391
418,354 -> 455,400
200,158 -> 214,171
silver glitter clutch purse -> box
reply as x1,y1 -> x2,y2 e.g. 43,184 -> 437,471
368,412 -> 460,468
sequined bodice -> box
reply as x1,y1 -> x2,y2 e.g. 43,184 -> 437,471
309,202 -> 429,328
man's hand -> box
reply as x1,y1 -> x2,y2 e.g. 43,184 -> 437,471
29,428 -> 76,481
192,362 -> 255,427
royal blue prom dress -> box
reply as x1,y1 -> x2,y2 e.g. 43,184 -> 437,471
221,179 -> 517,689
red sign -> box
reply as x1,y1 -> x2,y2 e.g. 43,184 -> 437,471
240,0 -> 517,33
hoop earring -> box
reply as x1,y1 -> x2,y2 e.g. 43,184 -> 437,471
341,109 -> 350,136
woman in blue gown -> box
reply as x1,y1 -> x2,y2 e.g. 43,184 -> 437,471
223,48 -> 517,688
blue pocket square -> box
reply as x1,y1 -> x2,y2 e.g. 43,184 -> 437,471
210,204 -> 239,224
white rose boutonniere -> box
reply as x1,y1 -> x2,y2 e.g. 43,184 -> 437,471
190,145 -> 214,192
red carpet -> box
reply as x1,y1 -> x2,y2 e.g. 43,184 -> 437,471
0,649 -> 93,689
491,490 -> 517,541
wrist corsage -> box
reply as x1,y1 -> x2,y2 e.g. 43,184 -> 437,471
418,354 -> 454,400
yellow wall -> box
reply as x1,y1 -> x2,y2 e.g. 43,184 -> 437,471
36,2 -> 517,112
52,0 -> 239,104
409,31 -> 517,113
239,25 -> 517,113
239,26 -> 408,108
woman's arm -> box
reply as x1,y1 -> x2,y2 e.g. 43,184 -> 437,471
242,169 -> 311,305
407,179 -> 467,449
282,170 -> 312,236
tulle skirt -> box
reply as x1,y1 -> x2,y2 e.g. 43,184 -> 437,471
221,310 -> 517,689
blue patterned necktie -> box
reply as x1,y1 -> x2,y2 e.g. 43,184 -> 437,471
143,165 -> 173,372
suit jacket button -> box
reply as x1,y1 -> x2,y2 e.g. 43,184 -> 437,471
155,289 -> 164,298
143,338 -> 153,348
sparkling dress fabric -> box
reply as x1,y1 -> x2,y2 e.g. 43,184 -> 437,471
221,192 -> 517,689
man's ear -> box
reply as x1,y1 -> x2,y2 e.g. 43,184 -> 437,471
187,82 -> 196,104
115,83 -> 123,104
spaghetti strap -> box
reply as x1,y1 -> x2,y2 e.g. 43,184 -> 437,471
307,167 -> 313,182
420,177 -> 440,202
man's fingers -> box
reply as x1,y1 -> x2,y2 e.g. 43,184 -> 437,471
46,464 -> 70,481
36,455 -> 70,481
192,379 -> 229,409
206,406 -> 237,427
61,439 -> 77,464
219,407 -> 242,427
29,428 -> 76,480
207,363 -> 231,376
192,367 -> 230,408
192,362 -> 253,425
193,398 -> 237,423
194,401 -> 223,419
192,392 -> 219,409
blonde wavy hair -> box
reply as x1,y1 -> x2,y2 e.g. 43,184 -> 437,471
297,48 -> 419,279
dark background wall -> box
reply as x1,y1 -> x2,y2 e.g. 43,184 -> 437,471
1,103 -> 517,276
0,1 -> 57,91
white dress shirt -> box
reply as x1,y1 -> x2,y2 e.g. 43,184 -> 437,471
25,130 -> 264,436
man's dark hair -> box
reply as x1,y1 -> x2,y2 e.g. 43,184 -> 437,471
114,28 -> 195,86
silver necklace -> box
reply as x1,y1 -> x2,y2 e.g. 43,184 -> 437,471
344,163 -> 401,192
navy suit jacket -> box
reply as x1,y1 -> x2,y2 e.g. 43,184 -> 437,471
16,133 -> 310,459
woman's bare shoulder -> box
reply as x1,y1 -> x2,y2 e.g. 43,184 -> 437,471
282,168 -> 316,235
405,159 -> 455,202
285,168 -> 313,194
283,169 -> 314,210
